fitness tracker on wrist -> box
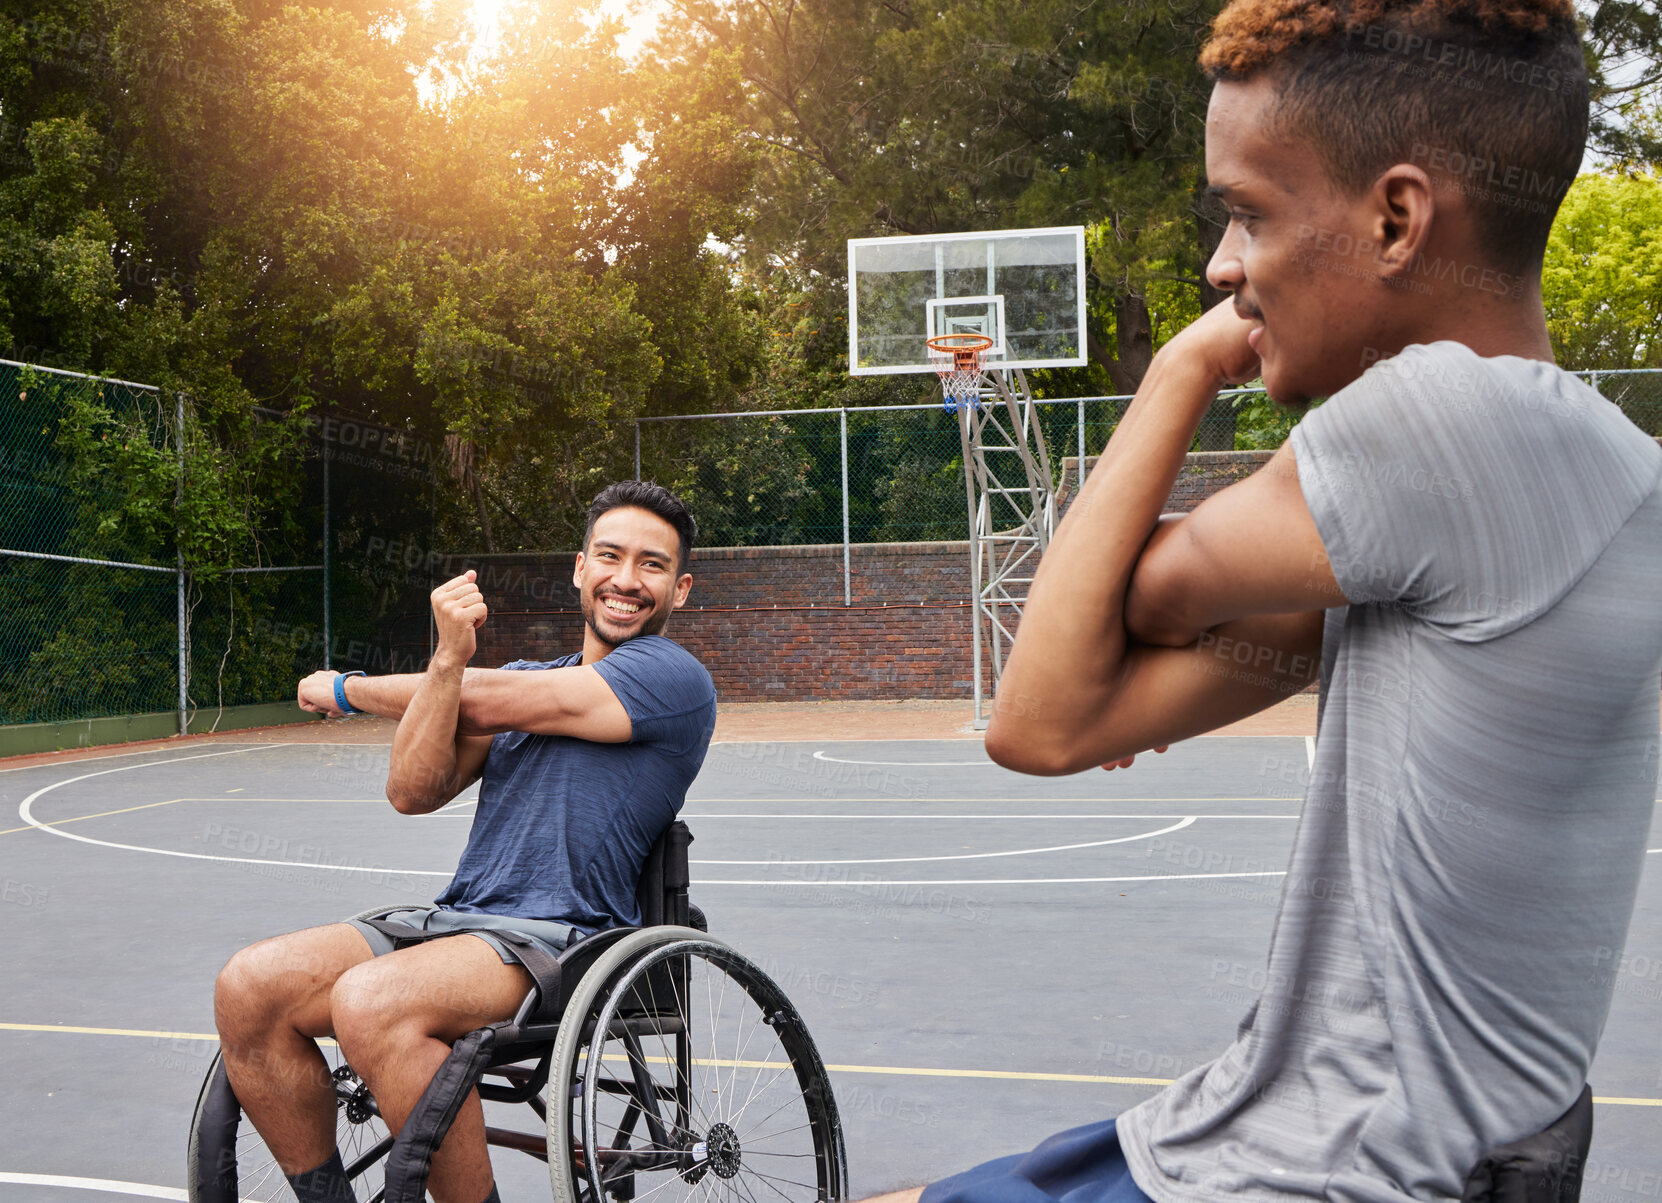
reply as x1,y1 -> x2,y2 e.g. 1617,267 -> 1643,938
334,670 -> 367,716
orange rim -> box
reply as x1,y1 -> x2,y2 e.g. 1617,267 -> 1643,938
925,334 -> 995,354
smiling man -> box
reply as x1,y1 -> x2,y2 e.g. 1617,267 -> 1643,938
213,480 -> 715,1203
871,1 -> 1662,1202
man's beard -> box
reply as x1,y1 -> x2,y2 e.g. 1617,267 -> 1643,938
581,590 -> 672,647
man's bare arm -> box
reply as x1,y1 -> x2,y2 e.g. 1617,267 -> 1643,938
300,663 -> 630,743
1124,441 -> 1342,648
297,669 -> 488,721
985,303 -> 1339,775
451,665 -> 631,742
385,573 -> 494,814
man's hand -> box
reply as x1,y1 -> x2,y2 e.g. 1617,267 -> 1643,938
1101,746 -> 1168,772
1164,294 -> 1263,389
431,571 -> 487,670
297,670 -> 346,717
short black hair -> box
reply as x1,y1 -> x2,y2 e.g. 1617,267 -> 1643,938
1202,0 -> 1587,272
583,480 -> 697,573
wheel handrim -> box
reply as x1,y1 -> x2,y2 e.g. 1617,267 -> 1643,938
577,940 -> 844,1203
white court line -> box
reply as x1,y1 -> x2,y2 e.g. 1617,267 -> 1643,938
685,813 -> 1301,819
15,747 -> 445,877
698,796 -> 1283,803
811,750 -> 993,767
0,743 -> 250,775
0,1173 -> 185,1199
696,869 -> 1292,886
28,759 -> 1650,876
695,817 -> 1195,864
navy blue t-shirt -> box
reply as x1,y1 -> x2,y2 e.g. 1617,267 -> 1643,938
433,635 -> 717,932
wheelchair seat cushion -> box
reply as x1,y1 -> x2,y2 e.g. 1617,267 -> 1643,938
347,905 -> 579,965
921,1119 -> 1154,1203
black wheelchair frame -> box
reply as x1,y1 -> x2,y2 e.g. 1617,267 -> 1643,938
188,821 -> 849,1203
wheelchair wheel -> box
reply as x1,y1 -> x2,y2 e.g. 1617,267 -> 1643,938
187,1046 -> 392,1202
547,930 -> 846,1203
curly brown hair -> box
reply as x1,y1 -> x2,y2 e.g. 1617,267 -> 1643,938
1200,0 -> 1587,270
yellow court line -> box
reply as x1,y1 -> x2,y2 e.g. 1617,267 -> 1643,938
4,1022 -> 1658,1105
0,797 -> 190,837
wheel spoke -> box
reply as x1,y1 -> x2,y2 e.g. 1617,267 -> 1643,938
560,938 -> 840,1203
728,1060 -> 797,1130
739,1165 -> 821,1203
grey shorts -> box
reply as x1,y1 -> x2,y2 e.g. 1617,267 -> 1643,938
346,906 -> 580,966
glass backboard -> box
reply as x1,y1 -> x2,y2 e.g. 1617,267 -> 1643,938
847,227 -> 1086,375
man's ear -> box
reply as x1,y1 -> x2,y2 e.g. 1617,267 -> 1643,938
572,551 -> 585,588
1370,164 -> 1435,282
671,572 -> 692,610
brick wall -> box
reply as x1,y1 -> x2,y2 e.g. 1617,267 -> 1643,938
1056,450 -> 1276,514
394,543 -> 982,702
383,451 -> 1271,701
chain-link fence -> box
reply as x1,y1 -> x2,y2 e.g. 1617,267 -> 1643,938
0,358 -> 494,737
637,370 -> 1662,553
1,361 -> 184,728
4,356 -> 1659,732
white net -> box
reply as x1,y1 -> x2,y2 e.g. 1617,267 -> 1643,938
929,338 -> 991,406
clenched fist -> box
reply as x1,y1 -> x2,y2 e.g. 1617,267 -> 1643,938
297,670 -> 347,717
432,570 -> 488,669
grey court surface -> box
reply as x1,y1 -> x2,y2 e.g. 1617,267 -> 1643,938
2,736 -> 1659,1201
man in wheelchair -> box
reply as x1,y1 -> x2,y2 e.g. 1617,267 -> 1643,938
213,481 -> 717,1203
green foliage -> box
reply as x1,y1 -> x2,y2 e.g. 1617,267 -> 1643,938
1543,170 -> 1662,370
646,0 -> 1225,395
1583,0 -> 1662,169
1,0 -> 767,558
52,381 -> 313,574
1230,389 -> 1298,450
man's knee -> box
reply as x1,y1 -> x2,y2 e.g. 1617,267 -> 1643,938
214,926 -> 368,1039
330,958 -> 428,1055
215,940 -> 298,1035
330,941 -> 530,1060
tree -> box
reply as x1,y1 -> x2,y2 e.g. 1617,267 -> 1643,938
1542,170 -> 1662,370
1,0 -> 768,554
1583,0 -> 1662,168
642,0 -> 1228,399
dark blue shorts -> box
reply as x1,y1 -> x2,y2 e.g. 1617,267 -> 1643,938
920,1120 -> 1154,1203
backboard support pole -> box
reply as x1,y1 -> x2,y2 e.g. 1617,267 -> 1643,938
845,225 -> 1081,724
955,365 -> 1055,728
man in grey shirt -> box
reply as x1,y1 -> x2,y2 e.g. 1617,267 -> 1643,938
865,0 -> 1662,1201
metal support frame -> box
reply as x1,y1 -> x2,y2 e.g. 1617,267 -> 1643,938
322,444 -> 332,669
176,391 -> 188,736
840,409 -> 852,606
952,365 -> 1056,728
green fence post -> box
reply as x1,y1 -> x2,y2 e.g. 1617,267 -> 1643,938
1077,398 -> 1085,489
175,390 -> 187,736
322,432 -> 331,670
840,408 -> 851,605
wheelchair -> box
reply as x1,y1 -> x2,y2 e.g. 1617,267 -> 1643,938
187,821 -> 848,1203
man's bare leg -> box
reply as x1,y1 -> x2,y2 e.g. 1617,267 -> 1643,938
860,1190 -> 926,1203
214,924 -> 377,1173
330,934 -> 533,1203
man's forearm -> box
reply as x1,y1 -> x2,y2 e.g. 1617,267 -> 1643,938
386,659 -> 470,813
996,349 -> 1222,716
344,669 -> 485,720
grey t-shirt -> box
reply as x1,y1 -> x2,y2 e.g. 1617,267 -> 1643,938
1118,342 -> 1662,1202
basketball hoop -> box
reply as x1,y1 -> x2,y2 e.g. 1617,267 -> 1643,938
927,333 -> 994,413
